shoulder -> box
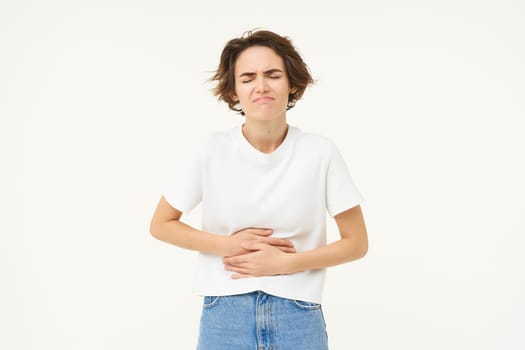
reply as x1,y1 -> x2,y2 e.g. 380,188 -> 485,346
186,126 -> 237,158
293,127 -> 336,155
189,125 -> 237,148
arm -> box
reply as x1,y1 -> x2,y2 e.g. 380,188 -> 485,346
150,196 -> 295,257
288,205 -> 368,272
150,196 -> 227,255
223,205 -> 368,278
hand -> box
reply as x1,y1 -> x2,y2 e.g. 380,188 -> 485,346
223,241 -> 294,279
223,228 -> 296,257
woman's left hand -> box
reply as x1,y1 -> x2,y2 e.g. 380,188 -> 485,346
222,241 -> 294,279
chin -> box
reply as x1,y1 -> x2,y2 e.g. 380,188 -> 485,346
245,109 -> 286,122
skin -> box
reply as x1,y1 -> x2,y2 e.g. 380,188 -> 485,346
150,45 -> 368,278
231,46 -> 296,153
223,205 -> 367,278
150,197 -> 296,257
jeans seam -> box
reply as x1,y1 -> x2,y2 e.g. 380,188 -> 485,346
292,299 -> 321,310
202,296 -> 220,309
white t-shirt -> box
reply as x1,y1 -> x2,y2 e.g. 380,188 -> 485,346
164,124 -> 364,303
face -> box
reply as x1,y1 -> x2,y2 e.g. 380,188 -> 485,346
232,46 -> 296,122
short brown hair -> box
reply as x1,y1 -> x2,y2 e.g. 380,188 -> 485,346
211,29 -> 314,114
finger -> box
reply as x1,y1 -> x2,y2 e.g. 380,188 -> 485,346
278,246 -> 296,253
264,237 -> 294,247
224,265 -> 250,274
241,241 -> 267,251
223,249 -> 261,263
231,228 -> 271,236
224,262 -> 248,269
250,228 -> 273,236
223,256 -> 246,265
231,273 -> 253,279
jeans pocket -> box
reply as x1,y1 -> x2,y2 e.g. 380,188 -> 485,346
293,299 -> 321,310
203,296 -> 221,309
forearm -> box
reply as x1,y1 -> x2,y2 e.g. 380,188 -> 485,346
222,206 -> 368,278
150,219 -> 227,256
286,236 -> 368,274
286,205 -> 368,274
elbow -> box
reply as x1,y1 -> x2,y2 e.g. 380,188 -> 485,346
350,235 -> 368,261
342,235 -> 368,262
356,227 -> 369,259
359,238 -> 368,259
149,220 -> 163,240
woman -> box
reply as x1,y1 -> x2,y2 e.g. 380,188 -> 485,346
150,29 -> 368,350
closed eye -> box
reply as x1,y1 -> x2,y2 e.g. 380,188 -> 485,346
239,69 -> 283,82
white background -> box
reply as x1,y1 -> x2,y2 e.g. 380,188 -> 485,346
2,1 -> 524,349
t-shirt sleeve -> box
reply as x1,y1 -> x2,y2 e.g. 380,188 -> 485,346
163,141 -> 205,214
325,141 -> 365,217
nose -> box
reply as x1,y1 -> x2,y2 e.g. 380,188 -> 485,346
255,77 -> 269,93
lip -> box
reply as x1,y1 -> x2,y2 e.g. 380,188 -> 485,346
253,96 -> 275,103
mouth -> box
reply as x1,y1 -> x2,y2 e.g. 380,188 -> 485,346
253,96 -> 274,103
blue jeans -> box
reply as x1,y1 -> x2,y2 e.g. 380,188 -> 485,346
196,291 -> 329,350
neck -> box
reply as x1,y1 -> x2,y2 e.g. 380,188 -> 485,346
242,118 -> 288,154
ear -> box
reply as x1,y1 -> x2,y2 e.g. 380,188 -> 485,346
289,86 -> 298,94
230,92 -> 239,102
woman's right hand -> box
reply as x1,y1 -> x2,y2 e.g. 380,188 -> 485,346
223,228 -> 296,257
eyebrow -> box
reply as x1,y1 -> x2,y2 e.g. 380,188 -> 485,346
239,69 -> 283,78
